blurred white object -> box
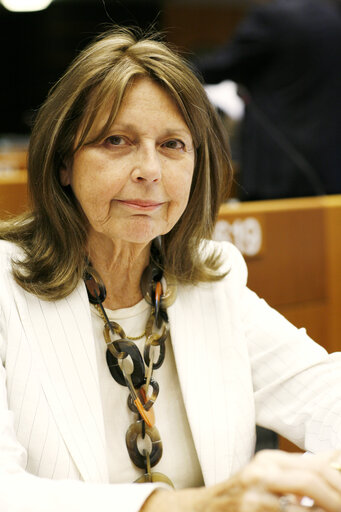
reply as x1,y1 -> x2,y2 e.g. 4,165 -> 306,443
204,80 -> 245,120
0,0 -> 53,11
300,496 -> 315,507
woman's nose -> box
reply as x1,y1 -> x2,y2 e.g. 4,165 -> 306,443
131,145 -> 162,183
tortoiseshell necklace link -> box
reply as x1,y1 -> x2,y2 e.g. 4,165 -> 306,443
94,303 -> 146,341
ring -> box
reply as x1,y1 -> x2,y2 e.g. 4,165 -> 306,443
279,495 -> 316,510
300,496 -> 315,508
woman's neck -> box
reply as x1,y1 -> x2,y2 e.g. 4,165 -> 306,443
87,238 -> 151,310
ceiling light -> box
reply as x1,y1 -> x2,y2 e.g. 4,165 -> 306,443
1,0 -> 53,11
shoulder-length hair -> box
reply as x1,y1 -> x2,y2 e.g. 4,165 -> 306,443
0,27 -> 232,300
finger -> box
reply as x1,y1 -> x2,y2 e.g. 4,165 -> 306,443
260,450 -> 341,495
248,450 -> 341,495
330,462 -> 341,472
241,489 -> 281,512
212,488 -> 280,512
203,477 -> 280,512
279,502 -> 324,512
238,451 -> 341,511
258,449 -> 341,473
262,469 -> 341,512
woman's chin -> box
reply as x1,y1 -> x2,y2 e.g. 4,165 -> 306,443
115,219 -> 169,245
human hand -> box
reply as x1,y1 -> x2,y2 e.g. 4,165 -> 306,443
141,449 -> 341,512
236,449 -> 341,511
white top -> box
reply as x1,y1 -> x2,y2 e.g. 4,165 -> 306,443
90,299 -> 204,489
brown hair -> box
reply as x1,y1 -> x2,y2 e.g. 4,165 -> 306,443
0,27 -> 232,300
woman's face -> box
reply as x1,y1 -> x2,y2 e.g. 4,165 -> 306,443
60,77 -> 195,248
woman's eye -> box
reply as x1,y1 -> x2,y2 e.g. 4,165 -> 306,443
105,135 -> 125,146
163,139 -> 185,150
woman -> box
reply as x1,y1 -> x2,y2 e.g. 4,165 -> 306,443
0,28 -> 340,512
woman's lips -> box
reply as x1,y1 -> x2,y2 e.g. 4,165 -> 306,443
116,199 -> 164,211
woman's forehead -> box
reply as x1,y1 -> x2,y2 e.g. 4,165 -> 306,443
78,77 -> 195,144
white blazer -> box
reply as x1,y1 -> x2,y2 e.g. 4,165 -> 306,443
0,240 -> 340,512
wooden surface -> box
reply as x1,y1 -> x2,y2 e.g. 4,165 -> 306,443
0,170 -> 28,217
0,148 -> 28,216
0,150 -> 27,170
217,196 -> 341,353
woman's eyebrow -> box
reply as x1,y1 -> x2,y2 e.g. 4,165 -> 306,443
107,123 -> 193,139
162,128 -> 193,139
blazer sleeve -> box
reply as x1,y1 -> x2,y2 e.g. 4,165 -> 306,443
227,245 -> 341,451
0,245 -> 160,512
0,362 -> 163,512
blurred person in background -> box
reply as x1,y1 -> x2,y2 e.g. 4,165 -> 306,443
196,0 -> 341,200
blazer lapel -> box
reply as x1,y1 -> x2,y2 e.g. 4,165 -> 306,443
12,280 -> 109,483
168,279 -> 254,486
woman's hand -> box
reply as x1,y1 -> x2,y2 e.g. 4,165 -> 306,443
141,450 -> 341,512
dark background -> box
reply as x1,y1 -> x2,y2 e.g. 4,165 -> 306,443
0,0 -> 249,135
0,0 -> 162,133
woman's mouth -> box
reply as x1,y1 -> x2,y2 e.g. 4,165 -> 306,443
116,199 -> 164,211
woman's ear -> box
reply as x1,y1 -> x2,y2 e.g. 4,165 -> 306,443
59,162 -> 72,187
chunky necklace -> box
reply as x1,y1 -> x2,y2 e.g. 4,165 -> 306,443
84,238 -> 175,486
